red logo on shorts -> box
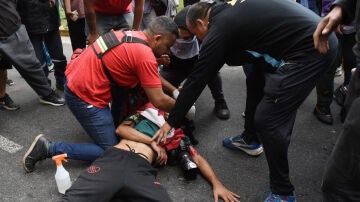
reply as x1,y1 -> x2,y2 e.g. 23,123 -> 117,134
154,181 -> 161,185
88,165 -> 101,173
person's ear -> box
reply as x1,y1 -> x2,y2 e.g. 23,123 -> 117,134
153,34 -> 162,43
196,18 -> 206,27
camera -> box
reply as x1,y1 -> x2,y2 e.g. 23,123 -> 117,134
167,139 -> 199,180
179,151 -> 198,180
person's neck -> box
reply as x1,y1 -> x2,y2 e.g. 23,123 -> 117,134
143,29 -> 153,41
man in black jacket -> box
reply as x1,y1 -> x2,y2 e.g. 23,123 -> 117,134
0,0 -> 64,106
154,1 -> 338,201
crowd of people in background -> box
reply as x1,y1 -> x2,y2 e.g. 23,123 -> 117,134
1,0 -> 359,201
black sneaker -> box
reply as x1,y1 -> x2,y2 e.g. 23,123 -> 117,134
39,90 -> 65,106
313,105 -> 333,125
214,100 -> 230,120
0,93 -> 20,110
22,134 -> 50,173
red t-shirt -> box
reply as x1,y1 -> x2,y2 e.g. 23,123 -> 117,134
65,31 -> 161,108
93,0 -> 132,15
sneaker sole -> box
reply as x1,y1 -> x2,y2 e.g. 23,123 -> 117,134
223,141 -> 264,156
39,98 -> 65,106
1,104 -> 20,111
22,134 -> 44,173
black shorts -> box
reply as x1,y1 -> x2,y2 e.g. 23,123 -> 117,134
61,147 -> 172,202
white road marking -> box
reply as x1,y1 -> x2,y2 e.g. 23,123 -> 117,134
0,135 -> 23,153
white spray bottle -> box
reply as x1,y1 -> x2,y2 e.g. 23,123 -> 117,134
52,153 -> 72,194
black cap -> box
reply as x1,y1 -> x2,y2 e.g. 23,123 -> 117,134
174,6 -> 191,31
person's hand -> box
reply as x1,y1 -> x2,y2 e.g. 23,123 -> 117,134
152,122 -> 172,144
151,141 -> 168,165
156,54 -> 171,66
313,6 -> 343,54
213,183 -> 240,202
66,10 -> 79,22
87,33 -> 99,45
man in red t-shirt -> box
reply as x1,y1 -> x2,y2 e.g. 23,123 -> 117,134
85,0 -> 145,44
22,17 -> 179,173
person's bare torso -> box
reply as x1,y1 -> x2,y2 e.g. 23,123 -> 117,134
114,139 -> 155,163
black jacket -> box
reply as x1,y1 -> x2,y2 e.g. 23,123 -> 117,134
167,0 -> 321,127
17,0 -> 60,34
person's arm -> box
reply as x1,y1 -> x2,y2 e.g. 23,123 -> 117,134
189,146 -> 240,202
84,0 -> 99,44
160,75 -> 177,95
132,0 -> 145,30
154,29 -> 227,142
116,120 -> 153,144
143,87 -> 175,112
116,120 -> 168,164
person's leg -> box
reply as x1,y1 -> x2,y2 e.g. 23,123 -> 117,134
67,18 -> 87,51
64,83 -> 118,151
62,148 -> 126,201
341,33 -> 356,86
223,62 -> 265,156
0,60 -> 20,110
96,13 -> 130,35
22,81 -> 117,172
42,41 -> 54,71
341,65 -> 360,121
314,45 -> 340,124
28,33 -> 50,80
122,12 -> 134,29
207,72 -> 230,119
0,25 -> 53,97
121,152 -> 172,202
257,36 -> 337,197
242,62 -> 265,144
44,29 -> 67,90
334,33 -> 356,107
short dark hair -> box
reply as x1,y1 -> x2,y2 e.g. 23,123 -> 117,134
186,2 -> 212,28
147,16 -> 179,38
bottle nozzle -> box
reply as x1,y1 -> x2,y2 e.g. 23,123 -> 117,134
52,153 -> 68,166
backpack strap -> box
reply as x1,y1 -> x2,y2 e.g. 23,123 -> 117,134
92,30 -> 148,58
91,30 -> 149,87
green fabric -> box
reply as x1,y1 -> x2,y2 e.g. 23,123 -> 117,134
126,113 -> 160,138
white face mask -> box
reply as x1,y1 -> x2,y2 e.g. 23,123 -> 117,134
170,36 -> 199,59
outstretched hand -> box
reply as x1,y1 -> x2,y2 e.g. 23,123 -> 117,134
313,6 -> 342,54
213,183 -> 240,202
152,122 -> 172,144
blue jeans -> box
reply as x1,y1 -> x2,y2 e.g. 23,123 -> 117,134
95,12 -> 133,34
28,29 -> 67,86
49,83 -> 118,161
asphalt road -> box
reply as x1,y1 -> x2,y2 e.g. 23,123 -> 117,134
0,37 -> 344,202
